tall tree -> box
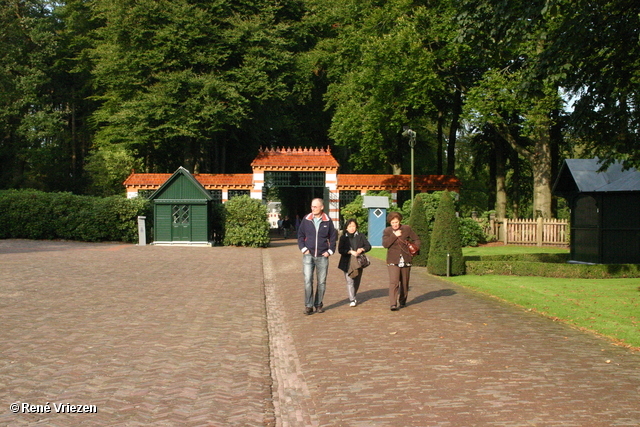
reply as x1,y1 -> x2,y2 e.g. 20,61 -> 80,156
1,1 -> 64,189
461,0 -> 563,218
88,0 -> 303,193
0,0 -> 98,193
303,0 -> 462,174
543,0 -> 640,169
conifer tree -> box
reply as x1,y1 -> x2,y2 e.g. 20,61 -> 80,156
408,194 -> 429,266
427,191 -> 465,276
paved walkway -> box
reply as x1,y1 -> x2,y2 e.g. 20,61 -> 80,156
1,238 -> 639,426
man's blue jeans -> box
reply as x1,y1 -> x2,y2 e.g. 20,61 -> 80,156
303,254 -> 329,308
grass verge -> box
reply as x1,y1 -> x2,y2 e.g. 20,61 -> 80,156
443,274 -> 640,350
368,245 -> 640,351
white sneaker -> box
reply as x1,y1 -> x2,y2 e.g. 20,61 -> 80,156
350,300 -> 357,307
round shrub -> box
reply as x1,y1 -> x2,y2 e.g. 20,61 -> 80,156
459,217 -> 486,247
223,196 -> 270,247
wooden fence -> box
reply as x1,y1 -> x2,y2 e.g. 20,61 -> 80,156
474,217 -> 569,247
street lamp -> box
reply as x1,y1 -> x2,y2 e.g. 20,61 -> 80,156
402,126 -> 417,204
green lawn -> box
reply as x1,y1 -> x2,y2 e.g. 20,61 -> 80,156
369,245 -> 640,350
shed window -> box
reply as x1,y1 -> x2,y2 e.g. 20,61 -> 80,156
172,205 -> 190,224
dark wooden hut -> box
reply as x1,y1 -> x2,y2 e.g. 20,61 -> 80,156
553,159 -> 640,264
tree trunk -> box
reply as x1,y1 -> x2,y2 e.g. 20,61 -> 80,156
489,113 -> 553,219
436,111 -> 444,175
510,149 -> 521,218
494,139 -> 507,219
531,126 -> 553,218
447,88 -> 462,176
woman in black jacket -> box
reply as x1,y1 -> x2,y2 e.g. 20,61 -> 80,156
338,219 -> 372,307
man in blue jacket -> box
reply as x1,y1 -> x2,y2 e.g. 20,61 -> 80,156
297,198 -> 338,315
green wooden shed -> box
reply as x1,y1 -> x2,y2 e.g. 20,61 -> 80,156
148,167 -> 213,246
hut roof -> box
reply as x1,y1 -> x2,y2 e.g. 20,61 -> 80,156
553,159 -> 640,197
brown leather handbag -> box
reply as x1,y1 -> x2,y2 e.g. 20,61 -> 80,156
403,239 -> 419,256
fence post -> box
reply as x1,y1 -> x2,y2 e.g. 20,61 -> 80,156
503,218 -> 508,245
536,216 -> 544,246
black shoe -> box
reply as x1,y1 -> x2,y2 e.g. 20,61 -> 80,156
315,305 -> 324,313
390,305 -> 398,311
399,303 -> 406,308
304,307 -> 313,315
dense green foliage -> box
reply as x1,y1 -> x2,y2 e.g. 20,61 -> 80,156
223,196 -> 270,247
1,0 -> 637,220
340,195 -> 370,235
427,191 -> 465,275
408,195 -> 429,266
458,217 -> 486,247
0,189 -> 150,242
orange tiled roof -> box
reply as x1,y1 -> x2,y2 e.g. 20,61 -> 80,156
123,172 -> 253,190
251,147 -> 339,170
123,173 -> 172,189
194,174 -> 253,189
337,174 -> 461,191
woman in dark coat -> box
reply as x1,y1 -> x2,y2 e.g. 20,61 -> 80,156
338,219 -> 372,307
382,212 -> 420,311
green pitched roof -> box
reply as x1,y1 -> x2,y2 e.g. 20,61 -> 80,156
149,167 -> 213,201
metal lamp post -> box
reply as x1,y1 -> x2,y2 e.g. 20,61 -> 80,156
402,126 -> 417,204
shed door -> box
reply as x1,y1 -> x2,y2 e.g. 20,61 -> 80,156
172,204 -> 191,242
368,207 -> 386,247
572,195 -> 599,263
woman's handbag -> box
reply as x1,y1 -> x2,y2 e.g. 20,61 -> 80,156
403,240 -> 419,256
356,253 -> 370,268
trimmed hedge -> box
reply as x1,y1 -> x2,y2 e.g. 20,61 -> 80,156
0,189 -> 151,243
408,194 -> 430,266
465,254 -> 640,279
428,191 -> 465,276
465,253 -> 570,263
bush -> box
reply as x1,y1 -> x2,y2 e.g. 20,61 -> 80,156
459,217 -> 486,247
427,191 -> 465,276
465,260 -> 640,279
223,196 -> 270,247
415,192 -> 445,232
408,195 -> 429,266
0,189 -> 151,243
340,195 -> 369,234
